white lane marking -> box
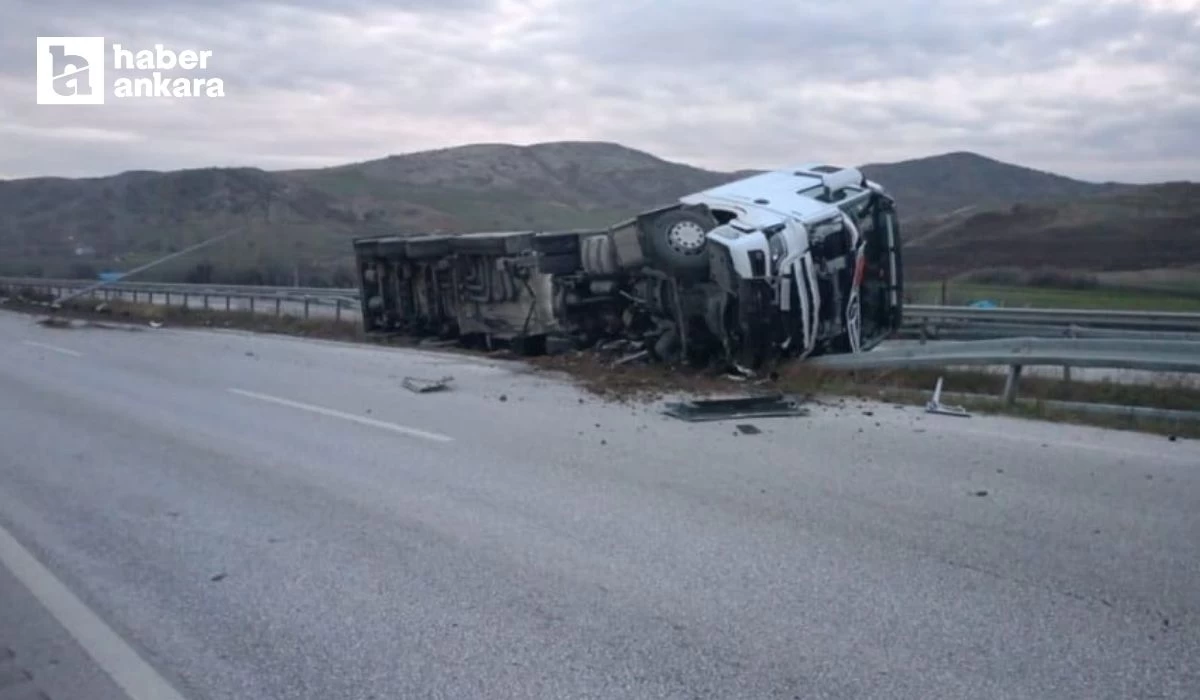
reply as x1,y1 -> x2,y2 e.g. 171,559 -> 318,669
0,524 -> 187,700
228,388 -> 453,443
22,340 -> 83,357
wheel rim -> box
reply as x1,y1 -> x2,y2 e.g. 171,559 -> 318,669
667,221 -> 707,254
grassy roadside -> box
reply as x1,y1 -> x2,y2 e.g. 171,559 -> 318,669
4,295 -> 1196,438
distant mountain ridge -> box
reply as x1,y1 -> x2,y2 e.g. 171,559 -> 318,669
0,141 -> 1194,283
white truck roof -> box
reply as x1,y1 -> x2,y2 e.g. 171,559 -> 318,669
680,164 -> 876,225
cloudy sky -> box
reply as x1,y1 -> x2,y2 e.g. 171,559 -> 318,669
2,0 -> 1198,182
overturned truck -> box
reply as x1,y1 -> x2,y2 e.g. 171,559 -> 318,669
353,164 -> 903,370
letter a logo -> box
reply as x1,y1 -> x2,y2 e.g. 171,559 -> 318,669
37,37 -> 106,105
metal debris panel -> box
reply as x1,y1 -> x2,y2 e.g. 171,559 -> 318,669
662,394 -> 809,422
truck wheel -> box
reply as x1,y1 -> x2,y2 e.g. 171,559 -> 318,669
648,209 -> 716,278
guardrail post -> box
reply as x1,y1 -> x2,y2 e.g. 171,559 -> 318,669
249,297 -> 255,313
1003,364 -> 1023,405
225,296 -> 231,311
133,290 -> 139,303
164,291 -> 169,305
148,291 -> 154,304
304,298 -> 310,319
183,293 -> 189,308
1063,327 -> 1075,383
275,298 -> 282,316
203,294 -> 209,310
335,298 -> 342,322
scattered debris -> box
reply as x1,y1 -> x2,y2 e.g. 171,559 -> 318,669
210,573 -> 228,582
419,338 -> 459,348
736,424 -> 762,435
498,394 -> 508,402
972,490 -> 989,497
402,375 -> 454,393
925,377 -> 970,418
1168,435 -> 1178,442
94,302 -> 110,313
862,411 -> 874,417
600,439 -> 607,445
663,393 -> 808,422
36,316 -> 73,328
244,351 -> 256,357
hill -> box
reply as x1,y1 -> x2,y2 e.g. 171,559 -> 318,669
859,151 -> 1124,220
0,142 -> 1194,284
902,182 -> 1200,279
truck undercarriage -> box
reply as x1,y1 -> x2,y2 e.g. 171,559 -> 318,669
354,164 -> 903,371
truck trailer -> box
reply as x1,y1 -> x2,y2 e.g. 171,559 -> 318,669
353,163 -> 902,370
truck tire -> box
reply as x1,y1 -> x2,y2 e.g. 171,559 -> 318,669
647,209 -> 716,278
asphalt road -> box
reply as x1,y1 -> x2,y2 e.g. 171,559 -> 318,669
0,309 -> 1197,700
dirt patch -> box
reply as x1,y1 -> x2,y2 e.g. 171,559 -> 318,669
528,352 -> 765,403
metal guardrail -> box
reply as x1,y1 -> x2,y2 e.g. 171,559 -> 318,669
0,277 -> 359,321
905,304 -> 1200,331
0,277 -> 356,299
812,337 -> 1200,404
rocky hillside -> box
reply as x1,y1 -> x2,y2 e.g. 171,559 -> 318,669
0,142 -> 1194,283
902,182 -> 1200,278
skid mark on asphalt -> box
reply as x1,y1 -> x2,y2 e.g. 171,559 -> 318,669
228,388 -> 454,443
0,524 -> 186,700
21,341 -> 83,358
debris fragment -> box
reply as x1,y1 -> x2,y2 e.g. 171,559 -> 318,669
36,316 -> 72,328
736,424 -> 762,435
972,490 -> 989,497
94,302 -> 110,313
925,377 -> 970,418
663,393 -> 808,422
419,338 -> 458,348
498,394 -> 508,402
244,351 -> 256,357
1168,435 -> 1178,442
210,573 -> 228,582
402,375 -> 454,393
613,349 -> 650,366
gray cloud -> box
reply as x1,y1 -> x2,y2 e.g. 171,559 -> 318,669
0,0 -> 1197,182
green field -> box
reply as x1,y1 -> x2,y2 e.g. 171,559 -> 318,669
906,282 -> 1200,311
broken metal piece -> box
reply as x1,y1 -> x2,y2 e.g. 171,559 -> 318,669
402,375 -> 455,393
736,424 -> 762,435
663,393 -> 808,422
925,377 -> 971,417
613,349 -> 650,366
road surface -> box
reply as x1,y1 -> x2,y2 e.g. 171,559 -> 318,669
0,309 -> 1197,700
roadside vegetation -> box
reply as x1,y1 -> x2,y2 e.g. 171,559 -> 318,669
907,266 -> 1200,311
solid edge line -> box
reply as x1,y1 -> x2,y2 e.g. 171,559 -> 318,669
22,340 -> 83,357
228,388 -> 454,443
0,524 -> 187,700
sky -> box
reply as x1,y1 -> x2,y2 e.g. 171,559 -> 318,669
2,0 -> 1198,182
